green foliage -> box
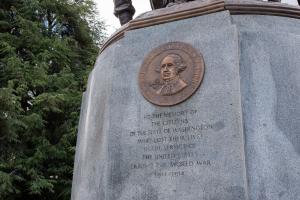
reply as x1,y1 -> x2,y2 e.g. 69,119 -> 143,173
0,0 -> 106,199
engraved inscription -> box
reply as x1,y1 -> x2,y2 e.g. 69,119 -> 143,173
127,109 -> 223,178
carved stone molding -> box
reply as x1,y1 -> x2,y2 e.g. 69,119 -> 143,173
100,0 -> 300,53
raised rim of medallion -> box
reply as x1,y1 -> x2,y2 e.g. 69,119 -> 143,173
138,42 -> 205,106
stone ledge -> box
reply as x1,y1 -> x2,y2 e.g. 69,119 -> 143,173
100,0 -> 300,53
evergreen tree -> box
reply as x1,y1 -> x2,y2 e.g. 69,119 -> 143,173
0,0 -> 106,199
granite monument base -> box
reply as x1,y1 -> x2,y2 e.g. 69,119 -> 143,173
71,1 -> 300,200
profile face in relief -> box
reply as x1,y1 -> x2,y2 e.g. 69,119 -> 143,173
139,41 -> 205,106
156,54 -> 188,96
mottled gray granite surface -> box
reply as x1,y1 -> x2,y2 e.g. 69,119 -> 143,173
72,11 -> 300,200
234,15 -> 300,200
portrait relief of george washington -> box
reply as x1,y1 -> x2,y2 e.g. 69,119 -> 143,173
139,42 -> 205,106
154,54 -> 188,96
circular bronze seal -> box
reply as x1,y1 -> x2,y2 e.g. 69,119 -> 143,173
139,42 -> 205,106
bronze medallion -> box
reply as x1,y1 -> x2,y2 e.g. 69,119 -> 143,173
139,42 -> 205,106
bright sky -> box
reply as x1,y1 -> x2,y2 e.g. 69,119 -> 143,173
95,0 -> 298,36
95,0 -> 151,35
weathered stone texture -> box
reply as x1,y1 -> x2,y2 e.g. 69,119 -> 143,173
72,7 -> 300,200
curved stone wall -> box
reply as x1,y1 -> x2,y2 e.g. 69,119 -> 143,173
71,1 -> 300,199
